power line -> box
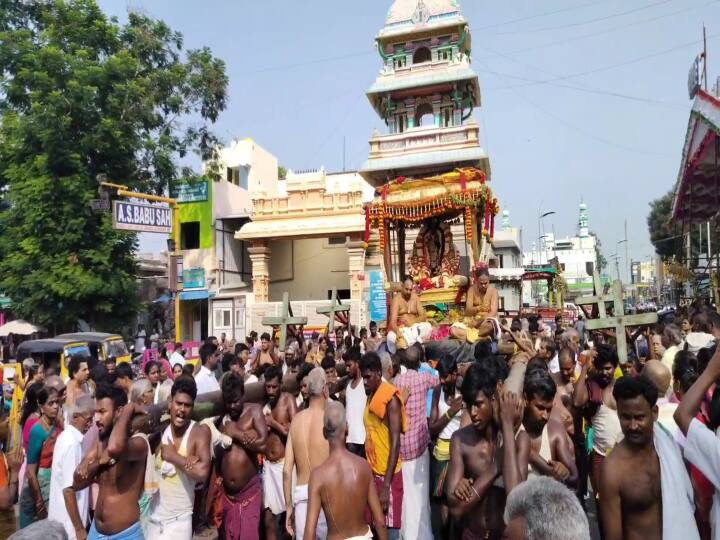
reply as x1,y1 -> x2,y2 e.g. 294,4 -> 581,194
491,33 -> 719,90
475,0 -> 612,31
483,65 -> 678,158
477,0 -> 718,59
479,66 -> 686,110
488,0 -> 674,35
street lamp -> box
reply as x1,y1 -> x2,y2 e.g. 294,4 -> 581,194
538,210 -> 555,257
617,239 -> 628,284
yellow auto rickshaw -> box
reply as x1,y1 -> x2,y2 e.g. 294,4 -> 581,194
56,332 -> 131,365
15,338 -> 92,380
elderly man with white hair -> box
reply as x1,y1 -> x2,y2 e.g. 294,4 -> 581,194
548,329 -> 580,373
660,323 -> 683,377
504,477 -> 590,540
48,394 -> 95,540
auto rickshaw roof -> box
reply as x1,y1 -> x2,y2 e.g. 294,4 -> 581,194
16,338 -> 90,354
55,332 -> 123,342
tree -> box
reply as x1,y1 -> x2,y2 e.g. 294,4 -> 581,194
0,0 -> 228,331
647,190 -> 684,261
591,232 -> 608,273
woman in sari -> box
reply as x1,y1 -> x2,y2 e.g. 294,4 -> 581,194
18,386 -> 61,528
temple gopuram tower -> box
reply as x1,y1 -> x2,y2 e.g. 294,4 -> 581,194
362,0 -> 496,296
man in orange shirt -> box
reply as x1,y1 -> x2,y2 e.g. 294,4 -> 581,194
360,352 -> 406,540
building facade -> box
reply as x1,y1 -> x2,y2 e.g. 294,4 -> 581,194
523,203 -> 598,301
176,138 -> 272,342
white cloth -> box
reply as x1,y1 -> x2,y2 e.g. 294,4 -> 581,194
344,528 -> 373,540
146,513 -> 192,539
294,484 -> 327,540
654,422 -> 701,540
591,403 -> 623,456
345,378 -> 367,445
656,398 -> 680,442
437,388 -> 461,440
48,424 -> 88,540
684,418 -> 720,539
169,351 -> 185,369
263,459 -> 286,515
683,333 -> 715,355
386,322 -> 433,353
194,365 -> 220,395
400,447 -> 433,540
151,423 -> 196,524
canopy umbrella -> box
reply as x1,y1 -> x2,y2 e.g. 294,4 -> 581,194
0,320 -> 45,337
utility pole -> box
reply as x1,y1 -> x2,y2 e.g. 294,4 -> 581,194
625,219 -> 630,285
703,24 -> 708,91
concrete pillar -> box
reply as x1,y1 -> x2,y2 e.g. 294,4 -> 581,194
405,98 -> 416,128
248,243 -> 271,303
347,240 -> 366,324
432,94 -> 442,128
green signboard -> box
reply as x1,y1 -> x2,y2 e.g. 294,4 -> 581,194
183,268 -> 206,289
171,180 -> 208,203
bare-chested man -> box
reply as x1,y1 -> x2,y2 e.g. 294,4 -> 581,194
70,383 -> 147,539
387,277 -> 431,352
600,375 -> 699,540
573,344 -> 622,504
451,267 -> 499,343
304,402 -> 387,540
447,362 -> 526,540
284,367 -> 330,539
215,372 -> 268,540
147,378 -> 212,539
521,367 -> 577,487
257,332 -> 279,369
263,365 -> 298,540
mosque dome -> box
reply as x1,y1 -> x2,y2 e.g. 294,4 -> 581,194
385,0 -> 461,26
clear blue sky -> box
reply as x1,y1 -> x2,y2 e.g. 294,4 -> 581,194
97,0 -> 720,281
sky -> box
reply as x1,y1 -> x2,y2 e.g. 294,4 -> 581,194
96,0 -> 720,282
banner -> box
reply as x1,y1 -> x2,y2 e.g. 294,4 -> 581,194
113,201 -> 172,233
369,270 -> 387,323
171,180 -> 209,203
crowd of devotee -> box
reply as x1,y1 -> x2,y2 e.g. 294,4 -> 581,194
2,285 -> 720,540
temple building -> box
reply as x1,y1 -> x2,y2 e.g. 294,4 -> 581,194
362,0 -> 497,325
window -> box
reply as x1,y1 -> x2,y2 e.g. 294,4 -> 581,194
396,114 -> 406,133
499,296 -> 505,311
227,166 -> 249,190
328,236 -> 347,246
181,221 -> 200,250
329,289 -> 351,300
227,167 -> 239,185
214,308 -> 231,329
498,254 -> 504,268
438,48 -> 452,61
394,56 -> 407,69
415,103 -> 434,127
413,47 -> 432,64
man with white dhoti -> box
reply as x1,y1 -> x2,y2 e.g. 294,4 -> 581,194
599,375 -> 699,540
393,344 -> 437,540
386,277 -> 432,353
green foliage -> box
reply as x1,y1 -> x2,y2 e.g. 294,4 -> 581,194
647,190 -> 683,261
278,166 -> 287,180
0,0 -> 227,330
590,232 -> 607,272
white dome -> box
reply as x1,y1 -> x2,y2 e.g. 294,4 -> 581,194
385,0 -> 461,25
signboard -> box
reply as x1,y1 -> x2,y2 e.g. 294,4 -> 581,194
368,270 -> 387,322
688,55 -> 701,99
183,268 -> 206,289
113,201 -> 171,233
170,180 -> 208,203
